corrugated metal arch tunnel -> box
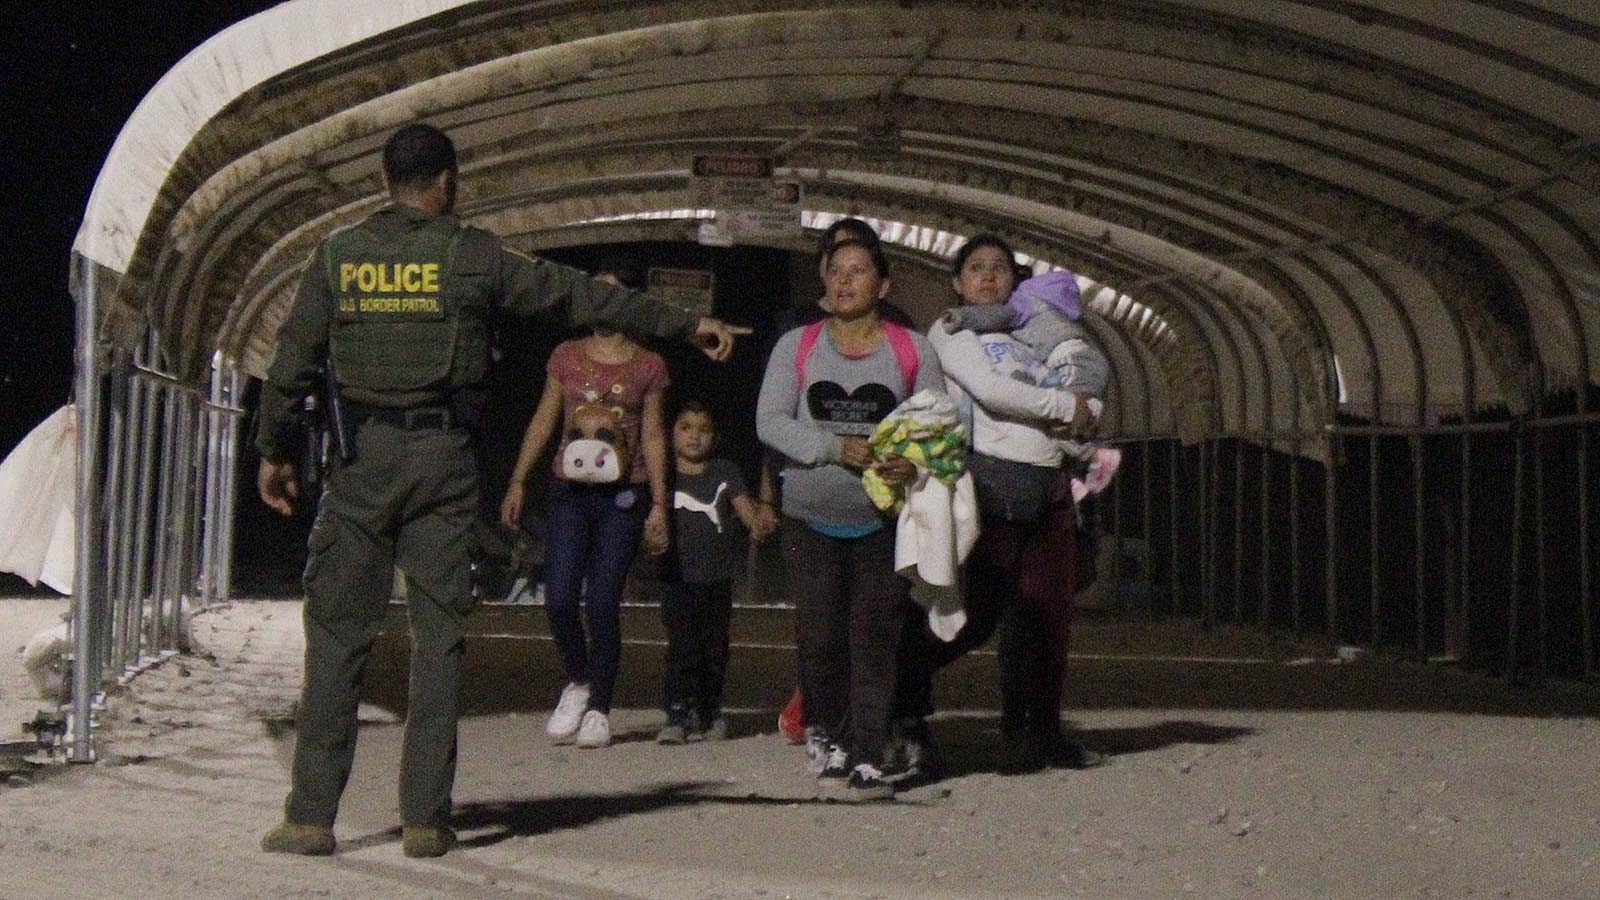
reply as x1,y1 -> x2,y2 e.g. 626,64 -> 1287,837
65,1 -> 1600,759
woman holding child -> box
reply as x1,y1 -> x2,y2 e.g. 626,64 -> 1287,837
894,233 -> 1106,773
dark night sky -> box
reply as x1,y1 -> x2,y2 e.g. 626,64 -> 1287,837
3,3 -> 278,459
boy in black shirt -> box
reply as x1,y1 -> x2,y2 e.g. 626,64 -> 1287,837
656,402 -> 774,742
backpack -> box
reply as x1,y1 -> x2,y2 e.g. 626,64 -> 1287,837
795,319 -> 920,393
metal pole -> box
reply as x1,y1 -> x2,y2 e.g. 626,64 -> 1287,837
99,357 -> 128,677
148,384 -> 179,659
1505,425 -> 1525,679
1325,432 -> 1339,641
217,367 -> 244,602
200,359 -> 225,607
167,393 -> 191,646
1290,435 -> 1302,637
170,392 -> 202,648
1369,434 -> 1381,646
1412,434 -> 1426,655
69,259 -> 103,763
113,371 -> 144,670
129,371 -> 162,665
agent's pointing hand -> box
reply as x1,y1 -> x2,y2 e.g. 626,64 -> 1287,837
691,317 -> 753,362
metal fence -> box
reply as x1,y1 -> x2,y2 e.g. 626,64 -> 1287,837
1098,412 -> 1598,680
66,325 -> 244,761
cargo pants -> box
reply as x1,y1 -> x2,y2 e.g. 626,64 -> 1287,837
284,418 -> 478,829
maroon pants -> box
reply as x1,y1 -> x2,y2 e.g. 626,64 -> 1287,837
895,494 -> 1078,733
982,501 -> 1077,733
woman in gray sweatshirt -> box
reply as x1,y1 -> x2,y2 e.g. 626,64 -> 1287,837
756,238 -> 944,802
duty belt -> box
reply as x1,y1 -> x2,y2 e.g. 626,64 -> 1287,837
348,401 -> 455,431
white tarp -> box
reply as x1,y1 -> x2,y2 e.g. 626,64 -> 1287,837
0,406 -> 77,593
71,0 -> 473,276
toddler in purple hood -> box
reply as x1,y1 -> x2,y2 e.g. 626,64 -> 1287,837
942,269 -> 1108,426
941,270 -> 1120,505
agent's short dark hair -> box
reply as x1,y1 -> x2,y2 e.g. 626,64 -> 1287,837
817,217 -> 880,256
383,124 -> 457,190
824,237 -> 890,279
951,232 -> 1021,279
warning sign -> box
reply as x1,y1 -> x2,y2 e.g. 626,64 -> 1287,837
647,267 -> 715,317
691,155 -> 802,245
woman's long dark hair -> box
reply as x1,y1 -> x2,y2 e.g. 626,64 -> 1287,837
950,232 -> 1024,282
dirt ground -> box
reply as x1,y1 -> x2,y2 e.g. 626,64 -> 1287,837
3,597 -> 1598,899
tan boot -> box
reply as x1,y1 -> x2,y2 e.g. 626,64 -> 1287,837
401,824 -> 457,858
260,821 -> 335,856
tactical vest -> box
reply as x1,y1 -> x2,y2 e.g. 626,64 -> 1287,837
323,216 -> 497,405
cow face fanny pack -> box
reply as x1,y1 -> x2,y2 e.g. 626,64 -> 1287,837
560,403 -> 631,484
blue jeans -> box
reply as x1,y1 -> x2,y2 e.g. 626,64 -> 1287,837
542,476 -> 651,713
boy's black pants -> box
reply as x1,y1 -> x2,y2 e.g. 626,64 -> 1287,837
660,579 -> 734,722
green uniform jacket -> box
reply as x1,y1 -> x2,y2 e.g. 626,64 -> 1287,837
255,204 -> 700,461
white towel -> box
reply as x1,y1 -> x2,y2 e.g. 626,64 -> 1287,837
894,470 -> 980,641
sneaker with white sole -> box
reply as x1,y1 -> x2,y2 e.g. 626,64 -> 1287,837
804,728 -> 834,774
575,709 -> 611,748
842,763 -> 895,802
887,717 -> 942,779
546,682 -> 590,741
816,744 -> 849,784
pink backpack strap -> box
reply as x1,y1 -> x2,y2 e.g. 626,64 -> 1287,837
882,321 -> 920,393
795,319 -> 826,386
795,318 -> 919,393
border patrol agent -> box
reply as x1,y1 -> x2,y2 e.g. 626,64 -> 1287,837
256,124 -> 747,859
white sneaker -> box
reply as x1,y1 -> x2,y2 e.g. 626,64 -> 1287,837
546,682 -> 590,740
575,709 -> 611,748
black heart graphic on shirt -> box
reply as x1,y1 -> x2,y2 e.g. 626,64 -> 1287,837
806,381 -> 899,425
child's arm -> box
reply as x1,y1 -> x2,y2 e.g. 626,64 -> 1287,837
501,375 -> 564,528
731,492 -> 774,543
641,386 -> 671,555
752,454 -> 782,536
929,319 -> 1088,426
943,303 -> 1019,334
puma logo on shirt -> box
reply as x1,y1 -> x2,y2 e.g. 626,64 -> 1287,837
675,481 -> 729,532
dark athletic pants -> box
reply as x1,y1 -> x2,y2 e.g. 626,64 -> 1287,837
783,518 -> 906,767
